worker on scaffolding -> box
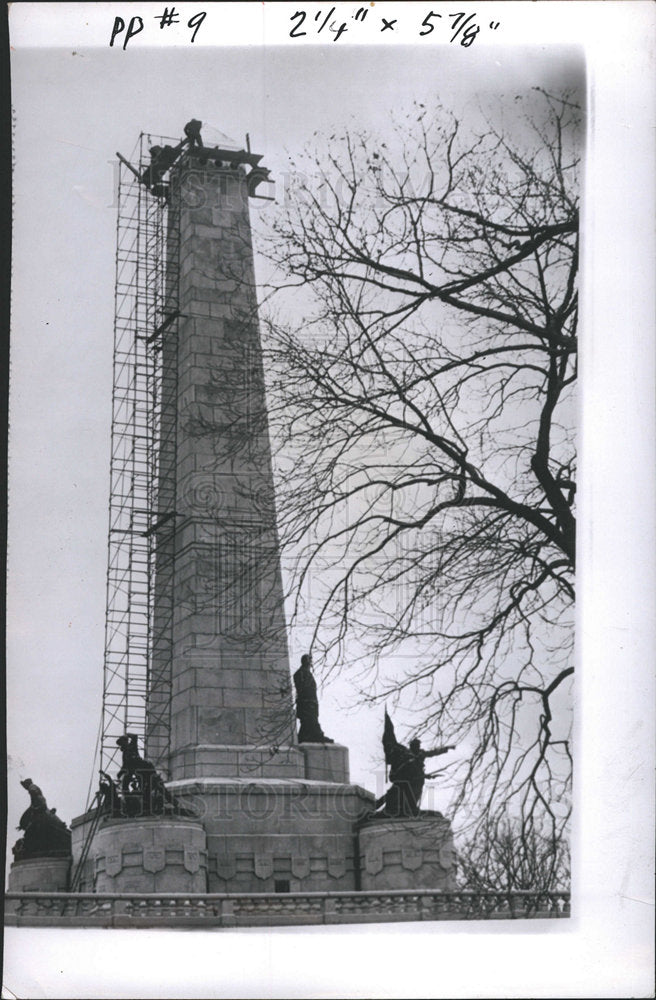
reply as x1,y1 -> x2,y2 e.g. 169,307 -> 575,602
118,119 -> 212,198
184,118 -> 203,148
139,142 -> 184,192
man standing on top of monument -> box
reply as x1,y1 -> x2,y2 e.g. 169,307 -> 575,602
184,119 -> 203,148
293,653 -> 334,744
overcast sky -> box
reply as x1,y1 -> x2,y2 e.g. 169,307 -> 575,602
5,3 -> 655,998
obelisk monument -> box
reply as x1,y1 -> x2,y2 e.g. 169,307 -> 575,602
148,138 -> 299,780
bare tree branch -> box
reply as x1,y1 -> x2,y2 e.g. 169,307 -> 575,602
259,89 -> 579,874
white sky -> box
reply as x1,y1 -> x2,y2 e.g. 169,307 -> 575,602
5,3 -> 655,999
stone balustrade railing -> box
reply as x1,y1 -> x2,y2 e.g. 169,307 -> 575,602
5,889 -> 570,928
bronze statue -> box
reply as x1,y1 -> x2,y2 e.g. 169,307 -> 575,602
98,770 -> 122,817
375,712 -> 455,818
114,734 -> 194,817
19,777 -> 47,817
293,653 -> 334,744
116,733 -> 165,816
12,778 -> 71,860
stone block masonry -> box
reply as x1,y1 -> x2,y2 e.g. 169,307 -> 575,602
148,152 -> 293,777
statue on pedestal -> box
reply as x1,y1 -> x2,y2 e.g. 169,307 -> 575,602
98,734 -> 195,818
293,654 -> 334,744
12,778 -> 72,860
375,712 -> 455,818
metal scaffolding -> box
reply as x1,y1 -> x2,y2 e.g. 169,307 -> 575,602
101,133 -> 180,778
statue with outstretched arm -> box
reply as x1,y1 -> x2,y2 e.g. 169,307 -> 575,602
375,711 -> 455,817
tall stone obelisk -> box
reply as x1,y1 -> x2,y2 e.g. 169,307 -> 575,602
149,141 -> 303,781
68,131 -> 455,900
134,139 -> 373,896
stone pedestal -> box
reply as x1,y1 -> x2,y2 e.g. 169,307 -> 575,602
298,744 -> 349,783
8,856 -> 71,892
358,812 -> 457,891
166,777 -> 373,893
83,817 -> 208,893
169,742 -> 349,783
170,744 -> 306,780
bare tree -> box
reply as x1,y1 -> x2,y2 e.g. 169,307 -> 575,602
260,89 -> 579,867
457,818 -> 571,894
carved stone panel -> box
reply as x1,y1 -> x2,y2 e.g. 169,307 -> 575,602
364,847 -> 384,876
401,847 -> 423,871
143,848 -> 166,874
326,855 -> 347,879
291,856 -> 310,879
104,854 -> 123,878
184,848 -> 201,874
253,853 -> 274,880
215,854 -> 236,880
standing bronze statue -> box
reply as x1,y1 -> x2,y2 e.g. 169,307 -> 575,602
375,712 -> 455,818
293,653 -> 334,744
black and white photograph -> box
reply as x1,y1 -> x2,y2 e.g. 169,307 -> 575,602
3,2 -> 654,997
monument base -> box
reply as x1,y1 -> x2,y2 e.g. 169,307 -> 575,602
168,743 -> 350,783
358,812 -> 457,890
166,777 -> 373,893
74,816 -> 208,893
298,743 -> 349,782
169,744 -> 306,780
72,774 -> 373,895
8,856 -> 71,892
